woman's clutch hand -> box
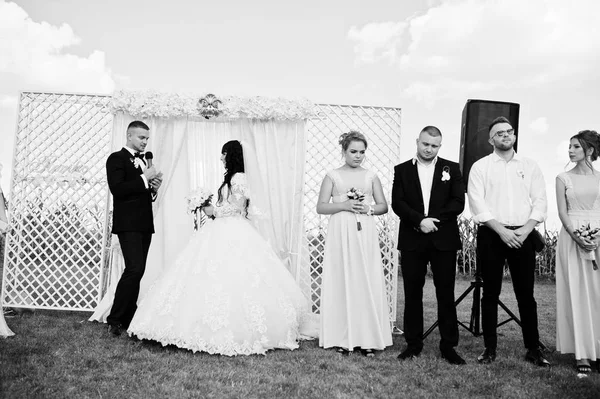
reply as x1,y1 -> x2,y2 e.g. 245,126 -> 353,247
343,199 -> 358,213
577,236 -> 597,252
351,200 -> 366,213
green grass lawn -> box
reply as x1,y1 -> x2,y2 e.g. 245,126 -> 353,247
1,277 -> 599,399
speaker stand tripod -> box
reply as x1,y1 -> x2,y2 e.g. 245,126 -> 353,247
422,273 -> 547,350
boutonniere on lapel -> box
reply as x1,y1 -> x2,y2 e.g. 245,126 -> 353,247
130,154 -> 145,170
516,169 -> 525,179
441,166 -> 451,182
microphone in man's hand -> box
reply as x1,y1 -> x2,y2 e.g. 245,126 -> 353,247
145,152 -> 153,168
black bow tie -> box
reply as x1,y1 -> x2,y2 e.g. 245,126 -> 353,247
134,152 -> 144,159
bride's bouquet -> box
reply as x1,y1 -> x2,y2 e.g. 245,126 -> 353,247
186,188 -> 213,230
574,223 -> 600,270
346,187 -> 365,231
186,188 -> 213,213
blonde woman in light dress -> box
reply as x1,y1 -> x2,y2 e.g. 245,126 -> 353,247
317,131 -> 392,356
556,130 -> 600,377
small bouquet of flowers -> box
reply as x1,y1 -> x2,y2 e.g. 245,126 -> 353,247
346,187 -> 365,231
574,223 -> 600,270
186,188 -> 213,230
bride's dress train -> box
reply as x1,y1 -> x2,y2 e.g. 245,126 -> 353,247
127,173 -> 312,355
0,310 -> 14,338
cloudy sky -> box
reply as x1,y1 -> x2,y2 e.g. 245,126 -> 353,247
1,0 -> 598,227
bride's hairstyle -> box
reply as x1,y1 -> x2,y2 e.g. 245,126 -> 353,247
571,130 -> 600,171
338,130 -> 368,152
217,140 -> 249,213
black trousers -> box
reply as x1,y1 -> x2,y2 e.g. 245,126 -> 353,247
401,242 -> 459,352
107,232 -> 152,328
477,225 -> 539,350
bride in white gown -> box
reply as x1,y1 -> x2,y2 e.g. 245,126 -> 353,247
127,140 -> 312,355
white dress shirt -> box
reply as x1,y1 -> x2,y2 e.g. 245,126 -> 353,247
467,151 -> 547,226
123,146 -> 149,188
413,155 -> 438,216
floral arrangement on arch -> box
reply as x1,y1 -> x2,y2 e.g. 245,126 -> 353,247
110,90 -> 317,120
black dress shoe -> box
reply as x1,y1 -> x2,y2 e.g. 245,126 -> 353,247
525,349 -> 551,367
477,348 -> 496,364
335,347 -> 350,356
441,348 -> 466,365
108,324 -> 123,337
361,349 -> 376,358
397,347 -> 421,360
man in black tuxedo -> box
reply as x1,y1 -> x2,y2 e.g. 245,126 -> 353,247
392,126 -> 466,365
106,121 -> 162,336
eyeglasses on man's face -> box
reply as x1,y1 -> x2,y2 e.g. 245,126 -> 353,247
492,128 -> 515,139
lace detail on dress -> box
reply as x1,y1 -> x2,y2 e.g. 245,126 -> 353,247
203,284 -> 231,331
213,173 -> 248,218
155,279 -> 184,316
243,293 -> 268,334
559,173 -> 576,211
327,170 -> 346,202
327,170 -> 342,190
277,292 -> 302,347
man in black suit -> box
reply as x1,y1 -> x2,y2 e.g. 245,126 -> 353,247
106,120 -> 162,336
392,126 -> 466,365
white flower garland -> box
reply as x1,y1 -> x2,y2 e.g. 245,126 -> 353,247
110,90 -> 316,120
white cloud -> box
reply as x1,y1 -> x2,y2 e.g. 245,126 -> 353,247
347,22 -> 406,65
555,140 -> 570,163
348,0 -> 600,105
0,1 -> 115,94
529,117 -> 549,135
425,0 -> 442,7
0,94 -> 17,109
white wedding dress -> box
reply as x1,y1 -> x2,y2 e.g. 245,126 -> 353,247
127,173 -> 311,355
0,175 -> 15,338
0,310 -> 14,338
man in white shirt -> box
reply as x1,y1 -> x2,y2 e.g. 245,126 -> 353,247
467,116 -> 550,367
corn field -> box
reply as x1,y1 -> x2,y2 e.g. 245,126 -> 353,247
456,217 -> 558,277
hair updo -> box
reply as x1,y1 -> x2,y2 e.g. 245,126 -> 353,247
571,130 -> 600,169
338,130 -> 368,152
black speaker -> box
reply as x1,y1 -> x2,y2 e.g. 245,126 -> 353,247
459,99 -> 520,186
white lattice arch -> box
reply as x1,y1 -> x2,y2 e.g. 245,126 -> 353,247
2,93 -> 401,325
1,92 -> 113,310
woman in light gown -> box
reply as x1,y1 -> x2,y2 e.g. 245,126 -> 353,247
317,131 -> 392,356
127,140 -> 311,356
0,164 -> 15,338
556,130 -> 600,377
